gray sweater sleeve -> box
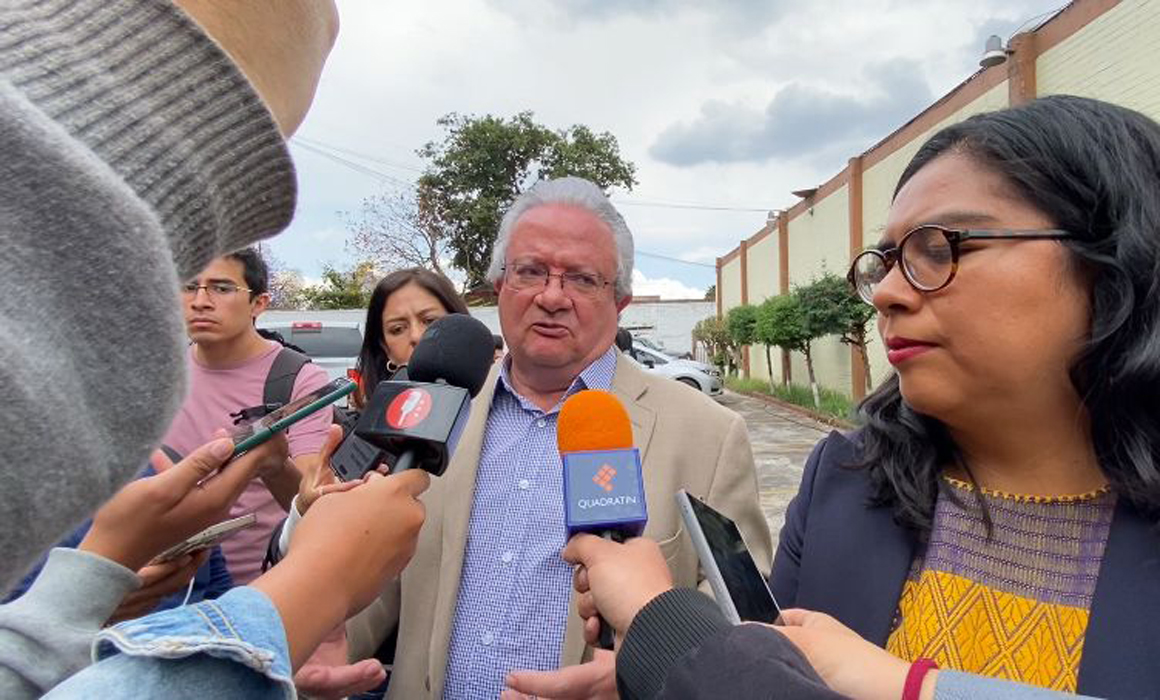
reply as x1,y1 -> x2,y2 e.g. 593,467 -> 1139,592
0,0 -> 294,595
0,549 -> 139,699
935,670 -> 1103,700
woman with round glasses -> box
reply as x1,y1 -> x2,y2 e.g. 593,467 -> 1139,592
767,95 -> 1160,699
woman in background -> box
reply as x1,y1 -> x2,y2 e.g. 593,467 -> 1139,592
351,268 -> 468,408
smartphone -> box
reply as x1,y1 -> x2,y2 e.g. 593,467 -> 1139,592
230,377 -> 356,456
150,513 -> 257,564
675,489 -> 782,625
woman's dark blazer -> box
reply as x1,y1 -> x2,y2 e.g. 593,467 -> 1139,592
769,431 -> 1160,699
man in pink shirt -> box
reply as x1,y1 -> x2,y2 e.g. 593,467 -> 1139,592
163,248 -> 331,585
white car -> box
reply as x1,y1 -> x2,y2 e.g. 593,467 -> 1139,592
631,344 -> 723,397
260,320 -> 363,384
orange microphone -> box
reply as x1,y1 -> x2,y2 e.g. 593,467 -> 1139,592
557,390 -> 648,649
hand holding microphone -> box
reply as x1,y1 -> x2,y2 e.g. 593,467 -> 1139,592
562,535 -> 674,647
558,390 -> 648,649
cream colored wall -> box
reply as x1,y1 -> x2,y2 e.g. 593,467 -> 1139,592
745,233 -> 779,382
858,81 -> 1010,390
781,186 -> 852,395
720,257 -> 742,312
1038,0 -> 1160,119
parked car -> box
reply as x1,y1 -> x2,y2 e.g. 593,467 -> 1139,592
630,343 -> 723,397
260,320 -> 362,386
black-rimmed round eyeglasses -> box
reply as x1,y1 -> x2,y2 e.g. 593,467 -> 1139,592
846,224 -> 1073,305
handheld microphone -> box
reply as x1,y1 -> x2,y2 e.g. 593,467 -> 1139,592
558,390 -> 648,648
352,314 -> 494,477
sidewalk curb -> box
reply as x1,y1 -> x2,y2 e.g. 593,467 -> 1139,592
731,390 -> 856,431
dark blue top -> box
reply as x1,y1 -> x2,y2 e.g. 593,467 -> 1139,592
5,465 -> 233,610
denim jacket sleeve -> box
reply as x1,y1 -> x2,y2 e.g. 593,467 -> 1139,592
43,586 -> 294,700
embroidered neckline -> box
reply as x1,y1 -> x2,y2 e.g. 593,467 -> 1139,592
943,476 -> 1111,504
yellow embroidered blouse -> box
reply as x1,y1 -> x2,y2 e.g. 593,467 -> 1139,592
886,478 -> 1115,692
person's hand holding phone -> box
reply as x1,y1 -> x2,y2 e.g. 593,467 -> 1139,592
295,425 -> 363,516
562,535 -> 674,647
251,468 -> 430,669
79,432 -> 289,572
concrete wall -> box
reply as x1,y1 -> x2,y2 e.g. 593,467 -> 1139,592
745,231 -> 779,382
1038,0 -> 1160,115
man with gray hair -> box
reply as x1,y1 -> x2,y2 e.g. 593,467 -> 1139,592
345,176 -> 770,700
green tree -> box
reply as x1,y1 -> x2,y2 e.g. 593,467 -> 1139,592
755,295 -> 808,392
805,273 -> 877,392
726,304 -> 759,377
704,284 -> 716,302
792,276 -> 850,407
300,261 -> 377,310
417,111 -> 637,289
692,315 -> 734,374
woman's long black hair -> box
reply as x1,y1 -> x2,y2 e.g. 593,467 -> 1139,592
859,95 -> 1160,534
353,267 -> 468,408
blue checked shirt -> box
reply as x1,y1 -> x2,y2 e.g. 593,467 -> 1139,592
442,347 -> 619,699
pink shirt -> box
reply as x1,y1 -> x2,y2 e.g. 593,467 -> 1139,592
162,340 -> 331,584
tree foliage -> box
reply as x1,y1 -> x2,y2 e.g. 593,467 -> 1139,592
344,189 -> 451,282
704,284 -> 716,302
692,315 -> 735,373
298,261 -> 378,310
417,111 -> 637,289
798,272 -> 877,390
726,304 -> 759,346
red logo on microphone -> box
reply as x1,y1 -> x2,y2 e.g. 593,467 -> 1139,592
593,465 -> 617,492
386,388 -> 432,429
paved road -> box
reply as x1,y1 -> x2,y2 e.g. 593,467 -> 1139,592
715,391 -> 833,540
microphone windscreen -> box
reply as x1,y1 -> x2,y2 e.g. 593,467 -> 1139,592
407,314 -> 495,397
557,390 -> 633,453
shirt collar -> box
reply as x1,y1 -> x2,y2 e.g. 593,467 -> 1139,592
496,346 -> 619,414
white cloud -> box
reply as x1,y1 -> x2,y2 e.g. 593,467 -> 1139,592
632,270 -> 706,300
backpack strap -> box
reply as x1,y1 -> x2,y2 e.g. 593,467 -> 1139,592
264,347 -> 312,409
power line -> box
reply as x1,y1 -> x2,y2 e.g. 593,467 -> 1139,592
290,140 -> 416,190
293,136 -> 426,174
637,250 -> 716,268
613,198 -> 774,213
293,137 -> 777,213
289,139 -> 725,269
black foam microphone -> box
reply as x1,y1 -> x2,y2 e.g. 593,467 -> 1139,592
353,314 -> 494,477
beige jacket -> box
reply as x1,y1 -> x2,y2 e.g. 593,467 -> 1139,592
347,353 -> 772,699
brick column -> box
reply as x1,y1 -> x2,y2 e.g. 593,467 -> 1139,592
848,157 -> 868,400
1008,32 -> 1038,106
740,239 -> 750,378
777,214 -> 791,385
715,257 -> 723,318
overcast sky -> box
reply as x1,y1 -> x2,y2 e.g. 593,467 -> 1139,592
270,0 -> 1065,298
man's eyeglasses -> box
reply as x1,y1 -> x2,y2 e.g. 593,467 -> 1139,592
502,261 -> 611,298
847,224 -> 1073,305
181,282 -> 252,298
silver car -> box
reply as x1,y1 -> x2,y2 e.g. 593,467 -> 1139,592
260,320 -> 363,384
631,344 -> 723,397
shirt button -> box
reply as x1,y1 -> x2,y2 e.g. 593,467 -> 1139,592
481,631 -> 494,646
502,551 -> 514,564
518,479 -> 530,490
536,418 -> 547,428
